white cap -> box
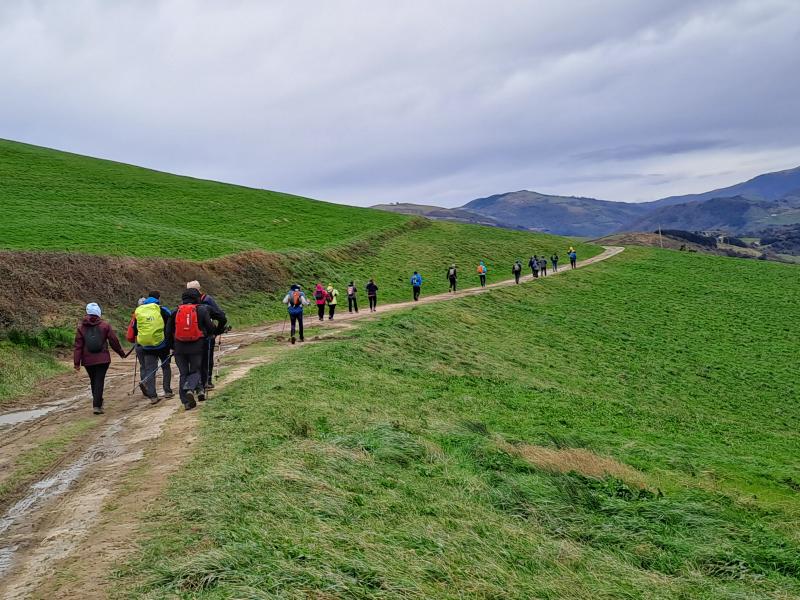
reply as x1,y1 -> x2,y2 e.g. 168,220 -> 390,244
186,280 -> 201,290
86,302 -> 102,317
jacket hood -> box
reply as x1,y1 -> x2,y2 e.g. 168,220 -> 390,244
316,284 -> 324,291
181,289 -> 201,304
82,314 -> 102,327
143,297 -> 159,305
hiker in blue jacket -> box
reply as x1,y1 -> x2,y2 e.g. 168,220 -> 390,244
132,292 -> 173,402
569,249 -> 577,269
282,284 -> 309,344
410,271 -> 423,301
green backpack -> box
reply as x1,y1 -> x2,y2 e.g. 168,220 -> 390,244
135,303 -> 165,347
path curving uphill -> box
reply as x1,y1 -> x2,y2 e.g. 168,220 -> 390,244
0,246 -> 623,599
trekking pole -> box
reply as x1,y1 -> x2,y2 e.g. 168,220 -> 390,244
137,352 -> 175,388
281,313 -> 288,336
131,347 -> 139,394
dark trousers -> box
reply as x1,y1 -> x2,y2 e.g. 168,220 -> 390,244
570,259 -> 576,269
158,347 -> 173,393
413,286 -> 421,301
479,274 -> 486,287
514,272 -> 520,284
200,337 -> 215,387
317,304 -> 325,320
542,266 -> 547,276
533,269 -> 539,278
348,296 -> 358,312
290,312 -> 304,338
552,262 -> 558,272
85,363 -> 110,409
175,352 -> 203,404
368,295 -> 377,310
328,304 -> 336,319
140,348 -> 172,397
449,277 -> 457,292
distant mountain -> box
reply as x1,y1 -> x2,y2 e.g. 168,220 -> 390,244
371,203 -> 506,227
648,166 -> 800,208
462,191 -> 649,237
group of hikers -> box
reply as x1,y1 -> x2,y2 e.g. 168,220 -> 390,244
73,248 -> 577,414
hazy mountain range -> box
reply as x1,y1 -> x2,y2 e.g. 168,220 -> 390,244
375,166 -> 800,237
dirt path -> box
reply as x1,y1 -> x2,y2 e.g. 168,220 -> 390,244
0,247 -> 622,599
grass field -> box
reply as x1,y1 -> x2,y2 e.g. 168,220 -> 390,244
120,248 -> 800,598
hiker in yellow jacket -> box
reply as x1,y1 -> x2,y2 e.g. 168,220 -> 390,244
326,285 -> 339,320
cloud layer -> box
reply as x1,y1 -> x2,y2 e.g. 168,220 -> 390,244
2,0 -> 799,206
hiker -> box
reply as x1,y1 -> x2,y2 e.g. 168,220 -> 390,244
551,253 -> 559,272
512,260 -> 522,284
186,281 -> 227,391
127,297 -> 147,387
282,284 -> 309,344
447,264 -> 457,292
326,284 -> 339,320
130,292 -> 173,404
540,256 -> 548,277
477,261 -> 487,287
313,283 -> 328,321
366,278 -> 378,312
569,249 -> 577,269
529,255 -> 539,278
166,288 -> 215,410
73,303 -> 126,415
410,271 -> 423,301
346,281 -> 359,313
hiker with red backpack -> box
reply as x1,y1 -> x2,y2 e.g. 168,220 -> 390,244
477,261 -> 487,287
346,281 -> 358,313
165,288 -> 215,411
282,284 -> 309,344
74,302 -> 126,415
313,283 -> 329,321
186,280 -> 227,391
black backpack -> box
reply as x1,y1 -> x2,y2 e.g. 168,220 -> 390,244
84,326 -> 104,353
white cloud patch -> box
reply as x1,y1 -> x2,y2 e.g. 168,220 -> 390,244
1,0 -> 798,206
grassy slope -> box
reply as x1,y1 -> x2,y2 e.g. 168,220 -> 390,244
121,248 -> 800,599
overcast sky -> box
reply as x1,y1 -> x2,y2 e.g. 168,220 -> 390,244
2,1 -> 799,207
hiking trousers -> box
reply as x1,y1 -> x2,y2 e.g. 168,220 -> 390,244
290,313 -> 304,339
317,304 -> 325,320
175,352 -> 203,405
570,259 -> 576,269
533,269 -> 539,278
413,286 -> 421,301
85,362 -> 110,409
449,277 -> 457,292
368,295 -> 377,311
552,262 -> 558,272
328,304 -> 336,319
479,274 -> 486,287
200,337 -> 215,387
158,347 -> 173,393
514,272 -> 520,284
542,267 -> 547,276
140,350 -> 162,398
348,296 -> 358,312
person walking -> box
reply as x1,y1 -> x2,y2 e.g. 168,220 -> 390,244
166,288 -> 215,410
512,260 -> 522,284
447,264 -> 458,292
540,256 -> 548,277
346,281 -> 359,313
127,297 -> 147,390
366,278 -> 379,312
73,302 -> 126,415
477,261 -> 487,287
528,256 -> 538,278
326,284 -> 339,320
131,293 -> 172,404
569,249 -> 578,269
410,271 -> 423,301
313,283 -> 328,321
282,284 -> 309,344
186,281 -> 227,391
148,290 -> 174,398
551,253 -> 559,272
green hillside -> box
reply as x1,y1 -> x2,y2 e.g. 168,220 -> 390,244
0,139 -> 408,259
121,248 -> 800,598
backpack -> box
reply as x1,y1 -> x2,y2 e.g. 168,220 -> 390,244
174,304 -> 203,342
347,285 -> 355,296
290,290 -> 303,307
448,268 -> 456,277
135,303 -> 165,347
314,289 -> 325,301
84,325 -> 104,353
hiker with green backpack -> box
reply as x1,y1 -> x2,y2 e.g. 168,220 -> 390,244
130,292 -> 173,404
73,302 -> 126,415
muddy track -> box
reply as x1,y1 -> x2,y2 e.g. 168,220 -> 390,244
0,247 -> 623,599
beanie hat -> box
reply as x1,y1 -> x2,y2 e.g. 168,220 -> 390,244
86,302 -> 102,317
186,280 -> 201,290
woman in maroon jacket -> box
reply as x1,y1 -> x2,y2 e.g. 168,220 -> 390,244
74,302 -> 126,414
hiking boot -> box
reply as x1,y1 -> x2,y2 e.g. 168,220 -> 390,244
291,336 -> 296,345
184,389 -> 195,404
184,398 -> 197,411
150,396 -> 161,405
93,406 -> 104,415
163,391 -> 175,399
198,391 -> 206,402
138,382 -> 148,397
206,381 -> 215,390
299,337 -> 305,342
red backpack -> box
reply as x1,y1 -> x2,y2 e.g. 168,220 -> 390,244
291,290 -> 302,306
174,304 -> 203,342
